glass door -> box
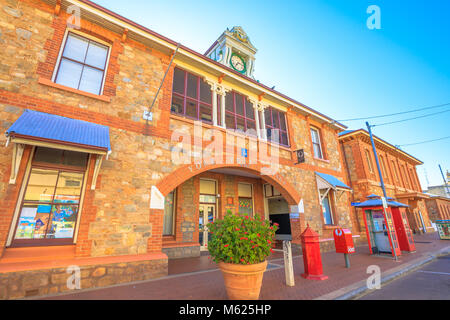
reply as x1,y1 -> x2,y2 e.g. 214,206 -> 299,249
199,204 -> 215,250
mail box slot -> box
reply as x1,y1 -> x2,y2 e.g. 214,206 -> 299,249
333,228 -> 355,254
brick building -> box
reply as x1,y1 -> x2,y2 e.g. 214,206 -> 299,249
339,129 -> 434,235
0,0 -> 358,298
425,195 -> 450,222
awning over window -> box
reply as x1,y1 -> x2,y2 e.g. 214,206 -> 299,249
5,110 -> 111,188
315,172 -> 351,191
6,110 -> 111,154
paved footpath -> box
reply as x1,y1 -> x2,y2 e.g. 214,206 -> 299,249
38,232 -> 449,300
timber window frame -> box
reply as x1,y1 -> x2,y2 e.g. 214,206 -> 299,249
310,126 -> 324,159
52,30 -> 111,96
171,67 -> 213,123
224,91 -> 257,136
265,106 -> 289,147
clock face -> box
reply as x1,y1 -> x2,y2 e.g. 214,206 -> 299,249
230,54 -> 246,73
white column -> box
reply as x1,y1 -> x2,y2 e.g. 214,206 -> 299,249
259,103 -> 267,140
250,99 -> 261,139
207,81 -> 218,126
217,86 -> 229,129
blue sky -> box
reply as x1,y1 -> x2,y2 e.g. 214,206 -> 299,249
95,0 -> 450,188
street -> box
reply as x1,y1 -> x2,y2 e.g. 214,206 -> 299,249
358,255 -> 450,300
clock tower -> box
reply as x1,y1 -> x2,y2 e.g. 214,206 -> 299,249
205,26 -> 257,78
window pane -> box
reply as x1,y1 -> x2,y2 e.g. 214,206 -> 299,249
217,95 -> 222,126
84,43 -> 108,70
238,183 -> 252,197
171,94 -> 184,114
272,109 -> 280,128
54,172 -> 84,204
78,66 -> 104,94
173,68 -> 185,94
47,205 -> 78,239
246,120 -> 256,133
55,58 -> 83,89
200,104 -> 212,122
199,195 -> 216,203
235,94 -> 244,116
186,99 -> 197,119
23,169 -> 58,202
245,100 -> 254,119
311,128 -> 319,144
264,109 -> 271,127
322,195 -> 333,225
186,73 -> 198,99
62,150 -> 88,168
62,33 -> 89,62
239,198 -> 253,216
225,113 -> 235,129
200,179 -> 216,194
163,191 -> 175,235
280,132 -> 288,145
236,117 -> 245,132
279,113 -> 287,130
34,147 -> 64,165
225,93 -> 234,112
200,80 -> 212,103
314,143 -> 323,159
14,204 -> 51,239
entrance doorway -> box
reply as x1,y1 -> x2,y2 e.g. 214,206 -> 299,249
199,204 -> 215,250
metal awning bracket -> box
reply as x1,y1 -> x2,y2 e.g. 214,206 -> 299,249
9,143 -> 25,184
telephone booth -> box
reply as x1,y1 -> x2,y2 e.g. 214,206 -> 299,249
390,204 -> 416,252
353,195 -> 403,257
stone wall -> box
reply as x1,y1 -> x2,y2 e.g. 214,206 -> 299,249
0,257 -> 167,300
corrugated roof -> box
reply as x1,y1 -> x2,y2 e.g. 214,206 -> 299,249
315,172 -> 351,190
352,195 -> 409,208
6,110 -> 111,151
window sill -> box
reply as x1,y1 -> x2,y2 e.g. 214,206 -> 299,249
314,157 -> 330,163
38,77 -> 111,102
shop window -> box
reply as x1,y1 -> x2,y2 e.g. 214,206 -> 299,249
163,190 -> 176,236
265,107 -> 289,146
13,147 -> 88,245
54,32 -> 109,95
238,183 -> 253,216
199,179 -> 217,203
223,91 -> 256,136
310,127 -> 324,159
171,67 -> 213,123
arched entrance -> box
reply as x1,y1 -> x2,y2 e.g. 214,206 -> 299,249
149,163 -> 304,258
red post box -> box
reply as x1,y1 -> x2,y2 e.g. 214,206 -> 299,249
333,228 -> 355,268
333,228 -> 355,254
300,225 -> 328,280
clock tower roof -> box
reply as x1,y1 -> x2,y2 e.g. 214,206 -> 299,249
205,26 -> 257,77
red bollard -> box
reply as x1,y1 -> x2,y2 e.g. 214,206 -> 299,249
301,225 -> 328,280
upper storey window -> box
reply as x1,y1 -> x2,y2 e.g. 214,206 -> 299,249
225,91 -> 256,135
171,67 -> 213,123
310,127 -> 324,159
54,32 -> 109,95
265,107 -> 289,146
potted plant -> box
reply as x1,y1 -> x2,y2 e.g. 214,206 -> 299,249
207,211 -> 278,300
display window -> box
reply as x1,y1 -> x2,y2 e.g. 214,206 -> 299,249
11,147 -> 88,246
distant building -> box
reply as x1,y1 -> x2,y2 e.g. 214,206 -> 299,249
339,129 -> 434,234
423,171 -> 450,198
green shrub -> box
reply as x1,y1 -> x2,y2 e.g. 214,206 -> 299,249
207,211 -> 278,265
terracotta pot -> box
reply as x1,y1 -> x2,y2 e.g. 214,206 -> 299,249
218,260 -> 268,300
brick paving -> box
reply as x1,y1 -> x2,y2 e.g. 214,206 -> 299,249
40,232 -> 449,300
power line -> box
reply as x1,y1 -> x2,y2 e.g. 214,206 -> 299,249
396,135 -> 450,147
372,108 -> 450,127
337,102 -> 450,121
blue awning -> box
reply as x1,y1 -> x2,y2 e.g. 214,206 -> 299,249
6,110 -> 111,152
315,172 -> 351,190
352,195 -> 409,208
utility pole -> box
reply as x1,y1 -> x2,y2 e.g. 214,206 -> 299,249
366,122 -> 398,261
439,164 -> 450,197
